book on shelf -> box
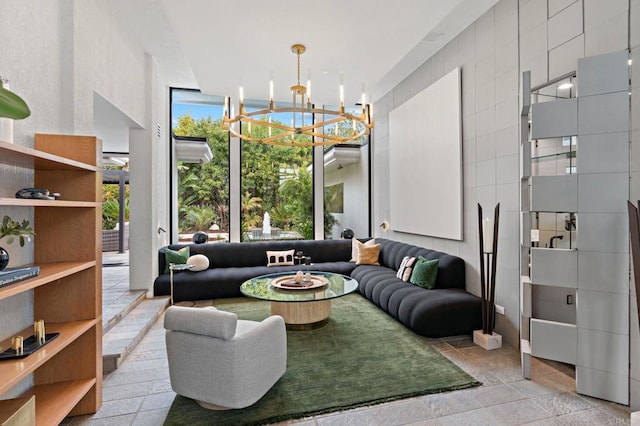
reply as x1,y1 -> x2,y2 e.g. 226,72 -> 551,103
0,266 -> 40,288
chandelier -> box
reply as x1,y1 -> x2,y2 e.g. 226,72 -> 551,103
222,44 -> 373,147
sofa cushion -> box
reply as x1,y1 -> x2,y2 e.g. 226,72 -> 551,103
376,238 -> 465,290
409,257 -> 438,289
266,249 -> 295,267
355,241 -> 380,265
187,254 -> 209,272
158,239 -> 354,274
350,238 -> 376,262
164,247 -> 190,273
393,288 -> 482,337
396,256 -> 417,282
351,264 -> 482,337
154,261 -> 357,303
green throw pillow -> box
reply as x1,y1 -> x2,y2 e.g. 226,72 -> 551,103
164,247 -> 190,274
409,256 -> 438,289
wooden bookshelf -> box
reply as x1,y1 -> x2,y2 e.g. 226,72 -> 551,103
0,134 -> 102,423
0,198 -> 100,208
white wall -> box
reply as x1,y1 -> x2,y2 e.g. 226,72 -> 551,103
325,144 -> 370,239
374,0 -> 521,345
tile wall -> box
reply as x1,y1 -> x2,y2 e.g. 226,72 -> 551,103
373,0 -> 640,407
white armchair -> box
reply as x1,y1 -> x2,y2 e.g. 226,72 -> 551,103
164,305 -> 287,409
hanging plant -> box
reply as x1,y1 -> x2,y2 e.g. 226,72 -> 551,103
0,80 -> 30,120
0,215 -> 35,247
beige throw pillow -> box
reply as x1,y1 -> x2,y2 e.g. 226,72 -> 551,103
351,238 -> 376,262
356,242 -> 381,265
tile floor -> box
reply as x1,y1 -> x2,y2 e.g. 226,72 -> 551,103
65,254 -> 631,425
102,253 -> 145,333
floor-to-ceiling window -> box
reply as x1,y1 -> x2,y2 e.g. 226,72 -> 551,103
171,89 -> 230,242
240,100 -> 313,241
170,89 -> 370,242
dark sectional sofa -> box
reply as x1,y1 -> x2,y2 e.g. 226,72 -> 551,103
154,238 -> 482,337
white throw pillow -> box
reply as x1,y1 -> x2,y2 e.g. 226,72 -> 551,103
396,256 -> 417,282
266,249 -> 295,266
187,254 -> 209,272
351,238 -> 376,262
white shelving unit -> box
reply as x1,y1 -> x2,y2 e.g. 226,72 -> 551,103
520,50 -> 631,405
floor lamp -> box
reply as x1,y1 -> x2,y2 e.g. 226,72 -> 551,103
473,203 -> 502,350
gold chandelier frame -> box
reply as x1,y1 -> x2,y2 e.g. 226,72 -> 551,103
222,44 -> 373,147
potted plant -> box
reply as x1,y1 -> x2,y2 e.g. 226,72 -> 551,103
0,215 -> 35,271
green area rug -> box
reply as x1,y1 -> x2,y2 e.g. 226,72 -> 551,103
164,294 -> 481,426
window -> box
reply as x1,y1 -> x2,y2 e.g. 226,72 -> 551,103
240,100 -> 313,241
169,90 -> 370,242
171,89 -> 229,242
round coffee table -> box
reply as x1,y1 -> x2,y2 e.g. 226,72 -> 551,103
240,271 -> 358,330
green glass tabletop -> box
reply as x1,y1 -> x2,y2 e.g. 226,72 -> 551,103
240,271 -> 358,302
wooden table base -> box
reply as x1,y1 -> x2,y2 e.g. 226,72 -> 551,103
271,300 -> 331,330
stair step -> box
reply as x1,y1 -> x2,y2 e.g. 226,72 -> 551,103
102,290 -> 147,335
103,296 -> 170,374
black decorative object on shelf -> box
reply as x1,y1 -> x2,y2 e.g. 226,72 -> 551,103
478,203 -> 500,335
0,333 -> 59,360
15,188 -> 60,200
192,231 -> 209,244
0,247 -> 8,271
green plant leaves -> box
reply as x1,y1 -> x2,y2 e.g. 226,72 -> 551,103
0,82 -> 31,120
0,215 -> 34,246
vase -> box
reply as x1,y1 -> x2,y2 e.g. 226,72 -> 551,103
0,247 -> 8,271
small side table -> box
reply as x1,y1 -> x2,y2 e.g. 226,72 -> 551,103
169,263 -> 194,305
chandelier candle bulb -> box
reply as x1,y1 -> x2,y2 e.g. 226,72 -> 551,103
269,80 -> 274,102
291,118 -> 295,140
230,104 -> 236,133
482,217 -> 493,253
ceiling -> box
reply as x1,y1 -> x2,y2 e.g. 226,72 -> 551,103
110,0 -> 498,105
